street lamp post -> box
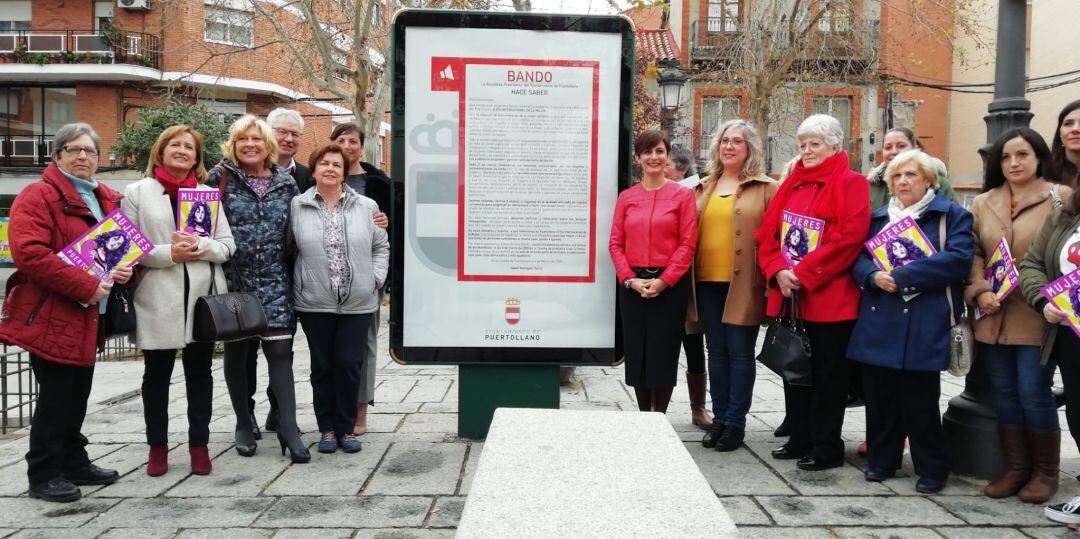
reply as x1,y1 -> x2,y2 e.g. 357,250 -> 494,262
657,64 -> 687,138
941,0 -> 1033,480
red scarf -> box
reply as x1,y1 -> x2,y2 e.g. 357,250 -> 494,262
153,166 -> 197,199
756,151 -> 852,246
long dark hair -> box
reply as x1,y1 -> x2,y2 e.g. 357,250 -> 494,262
94,230 -> 131,272
186,200 -> 213,235
886,236 -> 927,269
983,127 -> 1053,193
1050,99 -> 1080,186
1071,284 -> 1080,317
784,226 -> 810,259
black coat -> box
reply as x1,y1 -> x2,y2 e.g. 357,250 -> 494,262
345,162 -> 391,213
291,162 -> 313,194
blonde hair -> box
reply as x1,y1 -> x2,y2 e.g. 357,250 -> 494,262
885,149 -> 941,193
221,114 -> 278,170
704,120 -> 766,182
145,125 -> 207,183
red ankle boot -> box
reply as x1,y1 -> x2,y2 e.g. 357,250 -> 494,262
189,446 -> 212,476
147,445 -> 168,477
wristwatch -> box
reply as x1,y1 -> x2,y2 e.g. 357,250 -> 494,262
623,278 -> 634,289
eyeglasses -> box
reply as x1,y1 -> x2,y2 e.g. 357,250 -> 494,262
720,138 -> 746,147
62,146 -> 98,157
274,128 -> 303,140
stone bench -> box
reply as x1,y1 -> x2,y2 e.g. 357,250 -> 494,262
457,408 -> 739,538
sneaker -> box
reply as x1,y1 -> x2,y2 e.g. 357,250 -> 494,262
1046,496 -> 1080,524
339,433 -> 363,453
317,432 -> 338,453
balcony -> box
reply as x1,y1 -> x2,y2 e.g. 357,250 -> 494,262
690,18 -> 880,67
0,29 -> 162,71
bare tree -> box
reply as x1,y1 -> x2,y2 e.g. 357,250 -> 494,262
690,0 -> 989,166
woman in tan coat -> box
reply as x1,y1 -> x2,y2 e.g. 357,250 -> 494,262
695,120 -> 778,452
965,127 -> 1070,504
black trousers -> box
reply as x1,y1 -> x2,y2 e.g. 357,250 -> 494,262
682,331 -> 705,374
299,312 -> 371,437
245,343 -> 278,416
784,320 -> 856,463
1054,329 -> 1080,448
862,363 -> 949,480
25,355 -> 94,484
142,343 -> 214,447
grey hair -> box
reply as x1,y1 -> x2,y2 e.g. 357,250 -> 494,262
266,107 -> 305,132
52,123 -> 101,157
704,119 -> 766,181
796,114 -> 844,147
669,144 -> 695,176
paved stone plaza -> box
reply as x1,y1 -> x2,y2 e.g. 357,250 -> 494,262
1,306 -> 1080,538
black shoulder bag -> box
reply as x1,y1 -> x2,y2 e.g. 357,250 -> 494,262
192,261 -> 267,342
756,291 -> 813,387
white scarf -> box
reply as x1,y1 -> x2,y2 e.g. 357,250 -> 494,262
886,188 -> 936,226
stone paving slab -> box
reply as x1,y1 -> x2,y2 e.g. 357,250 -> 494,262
1019,526 -> 1079,538
397,414 -> 457,434
265,442 -> 389,496
457,443 -> 481,496
97,528 -> 179,538
937,528 -> 1030,538
428,496 -> 464,528
0,498 -> 120,528
163,448 -> 296,498
831,527 -> 944,538
718,496 -> 773,525
173,529 -> 273,539
253,496 -> 431,528
736,526 -> 836,538
757,495 -> 966,526
353,530 -> 455,539
931,496 -> 1063,526
92,497 -> 274,528
364,442 -> 466,496
91,444 -> 231,499
8,529 -> 107,538
265,529 -> 352,539
745,443 -> 894,496
685,443 -> 795,496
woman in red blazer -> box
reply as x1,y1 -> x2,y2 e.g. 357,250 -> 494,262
610,130 -> 698,414
755,114 -> 871,470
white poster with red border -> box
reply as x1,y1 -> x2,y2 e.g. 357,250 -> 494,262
402,27 -> 620,348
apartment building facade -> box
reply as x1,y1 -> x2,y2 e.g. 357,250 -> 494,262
665,0 -> 954,177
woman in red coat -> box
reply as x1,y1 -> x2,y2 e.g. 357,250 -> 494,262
0,124 -> 130,502
755,114 -> 871,470
610,130 -> 698,413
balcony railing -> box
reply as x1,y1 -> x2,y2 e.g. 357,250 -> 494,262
0,29 -> 162,70
690,18 -> 880,64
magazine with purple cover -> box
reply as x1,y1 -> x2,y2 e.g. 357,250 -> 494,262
975,237 -> 1020,320
1041,268 -> 1080,339
57,209 -> 152,284
781,211 -> 825,268
176,188 -> 220,238
864,216 -> 938,273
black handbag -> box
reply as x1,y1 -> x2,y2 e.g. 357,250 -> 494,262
103,286 -> 136,336
756,292 -> 813,387
192,261 -> 268,342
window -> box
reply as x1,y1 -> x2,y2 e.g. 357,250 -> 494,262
0,87 -> 77,167
94,1 -> 114,31
700,96 -> 741,159
707,0 -> 741,33
817,2 -> 855,34
205,6 -> 254,47
197,98 -> 246,123
812,95 -> 856,169
0,0 -> 30,32
332,50 -> 349,82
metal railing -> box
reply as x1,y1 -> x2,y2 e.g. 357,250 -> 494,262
0,29 -> 162,70
690,18 -> 880,63
0,334 -> 139,434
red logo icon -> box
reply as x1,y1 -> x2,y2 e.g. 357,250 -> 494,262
1068,241 -> 1080,266
431,57 -> 463,92
505,298 -> 520,325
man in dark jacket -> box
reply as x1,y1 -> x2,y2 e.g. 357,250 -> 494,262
330,123 -> 389,434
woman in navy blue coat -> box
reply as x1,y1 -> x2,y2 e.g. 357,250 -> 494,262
848,150 -> 974,494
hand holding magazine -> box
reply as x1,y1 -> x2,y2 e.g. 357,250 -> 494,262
864,216 -> 937,300
974,237 -> 1020,319
1041,267 -> 1080,339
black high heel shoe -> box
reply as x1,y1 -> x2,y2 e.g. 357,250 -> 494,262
234,427 -> 257,457
277,432 -> 311,463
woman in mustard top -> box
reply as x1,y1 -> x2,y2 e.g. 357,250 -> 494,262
694,120 -> 778,451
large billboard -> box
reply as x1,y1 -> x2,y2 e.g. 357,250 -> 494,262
390,11 -> 634,364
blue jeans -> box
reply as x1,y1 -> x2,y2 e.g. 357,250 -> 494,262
982,343 -> 1059,432
697,282 -> 760,429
